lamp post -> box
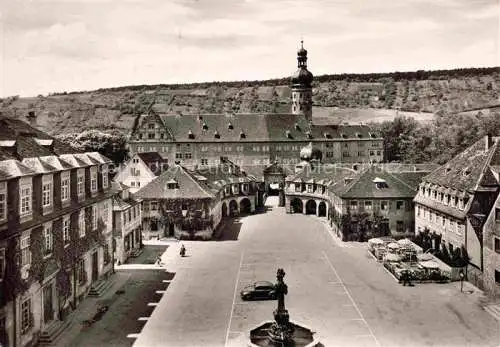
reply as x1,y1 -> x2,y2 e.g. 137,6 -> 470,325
459,270 -> 465,293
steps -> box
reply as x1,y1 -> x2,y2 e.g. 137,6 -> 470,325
37,319 -> 72,346
484,304 -> 500,321
88,277 -> 116,297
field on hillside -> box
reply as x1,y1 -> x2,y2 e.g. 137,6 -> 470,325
1,68 -> 498,136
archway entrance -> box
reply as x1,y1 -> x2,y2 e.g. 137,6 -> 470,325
305,200 -> 317,215
290,198 -> 303,213
318,201 -> 327,217
229,200 -> 238,216
240,198 -> 251,214
222,202 -> 228,217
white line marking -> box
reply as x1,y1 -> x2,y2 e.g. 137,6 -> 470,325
322,251 -> 382,347
155,290 -> 166,294
147,302 -> 159,307
225,252 -> 244,347
127,333 -> 140,339
137,317 -> 149,321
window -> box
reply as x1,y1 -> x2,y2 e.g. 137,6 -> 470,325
137,182 -> 140,187
184,153 -> 192,159
21,297 -> 33,334
307,184 -> 313,193
90,167 -> 97,192
20,182 -> 32,216
495,270 -> 500,284
103,202 -> 109,222
148,123 -> 155,129
151,201 -> 158,211
0,182 -> 6,221
442,216 -> 446,226
295,184 -> 301,192
381,201 -> 388,211
496,208 -> 500,222
350,201 -> 358,210
396,201 -> 404,210
131,181 -> 135,187
0,248 -> 5,281
102,166 -> 109,189
232,184 -> 239,194
148,133 -> 155,139
79,211 -> 85,237
43,224 -> 53,256
61,174 -> 70,201
364,201 -> 372,210
201,159 -> 208,166
78,259 -> 86,284
417,205 -> 421,216
42,181 -> 52,207
63,217 -> 70,246
224,146 -> 232,152
77,171 -> 84,196
92,206 -> 98,230
242,183 -> 249,193
21,236 -> 31,267
396,221 -> 404,233
494,237 -> 500,254
175,153 -> 183,159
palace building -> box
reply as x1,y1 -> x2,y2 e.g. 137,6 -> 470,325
128,42 -> 384,169
0,117 -> 118,347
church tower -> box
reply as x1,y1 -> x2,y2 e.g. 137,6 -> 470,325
290,40 -> 313,122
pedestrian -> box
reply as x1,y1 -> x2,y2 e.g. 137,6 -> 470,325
401,270 -> 409,286
156,255 -> 162,266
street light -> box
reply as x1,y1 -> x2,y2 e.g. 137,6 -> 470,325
459,270 -> 465,293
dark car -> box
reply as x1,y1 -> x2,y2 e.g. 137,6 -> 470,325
240,281 -> 276,300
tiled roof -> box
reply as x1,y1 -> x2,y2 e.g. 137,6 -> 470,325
59,154 -> 91,168
21,157 -> 58,174
87,152 -> 113,164
286,164 -> 354,184
332,169 -> 422,199
0,160 -> 37,177
135,165 -> 214,200
133,112 -> 380,142
39,156 -> 74,170
194,163 -> 255,193
423,136 -> 500,192
112,196 -> 132,211
390,172 -> 430,190
0,117 -> 80,158
0,168 -> 12,181
137,152 -> 167,164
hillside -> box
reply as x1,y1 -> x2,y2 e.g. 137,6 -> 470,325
1,67 -> 498,136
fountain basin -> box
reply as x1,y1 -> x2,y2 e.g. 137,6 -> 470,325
248,320 -> 321,347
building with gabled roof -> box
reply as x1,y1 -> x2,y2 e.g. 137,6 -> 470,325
128,42 -> 384,169
0,117 -> 119,347
111,182 -> 142,265
113,151 -> 169,193
135,159 -> 264,240
414,135 -> 500,292
284,145 -> 434,241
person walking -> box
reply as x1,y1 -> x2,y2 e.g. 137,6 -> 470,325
156,255 -> 162,266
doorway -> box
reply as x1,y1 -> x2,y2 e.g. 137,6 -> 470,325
92,251 -> 99,282
43,284 -> 54,323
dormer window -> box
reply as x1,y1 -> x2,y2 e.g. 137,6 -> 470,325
370,133 -> 377,138
306,131 -> 312,139
240,131 -> 246,139
228,122 -> 234,130
356,132 -> 362,138
344,178 -> 353,185
323,132 -> 331,139
202,122 -> 208,130
294,123 -> 300,131
445,165 -> 451,173
341,133 -> 347,139
214,130 -> 220,139
286,130 -> 292,139
463,167 -> 471,176
188,129 -> 195,139
373,177 -> 388,189
198,115 -> 203,121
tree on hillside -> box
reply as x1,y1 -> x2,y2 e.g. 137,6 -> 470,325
378,116 -> 419,162
56,130 -> 129,164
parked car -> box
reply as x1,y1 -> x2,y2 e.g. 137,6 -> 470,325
240,281 -> 276,300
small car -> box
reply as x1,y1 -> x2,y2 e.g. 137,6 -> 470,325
240,281 -> 276,300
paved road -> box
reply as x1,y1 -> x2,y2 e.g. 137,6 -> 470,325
134,197 -> 500,347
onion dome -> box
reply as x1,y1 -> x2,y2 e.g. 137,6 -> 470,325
291,39 -> 313,87
300,142 -> 322,162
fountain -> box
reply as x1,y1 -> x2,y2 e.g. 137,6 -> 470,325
248,268 -> 320,347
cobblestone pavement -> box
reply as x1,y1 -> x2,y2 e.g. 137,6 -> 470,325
132,197 -> 500,347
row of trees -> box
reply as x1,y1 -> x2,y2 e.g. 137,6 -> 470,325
371,110 -> 500,164
56,130 -> 129,165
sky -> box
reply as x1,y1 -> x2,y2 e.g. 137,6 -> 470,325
1,0 -> 499,97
